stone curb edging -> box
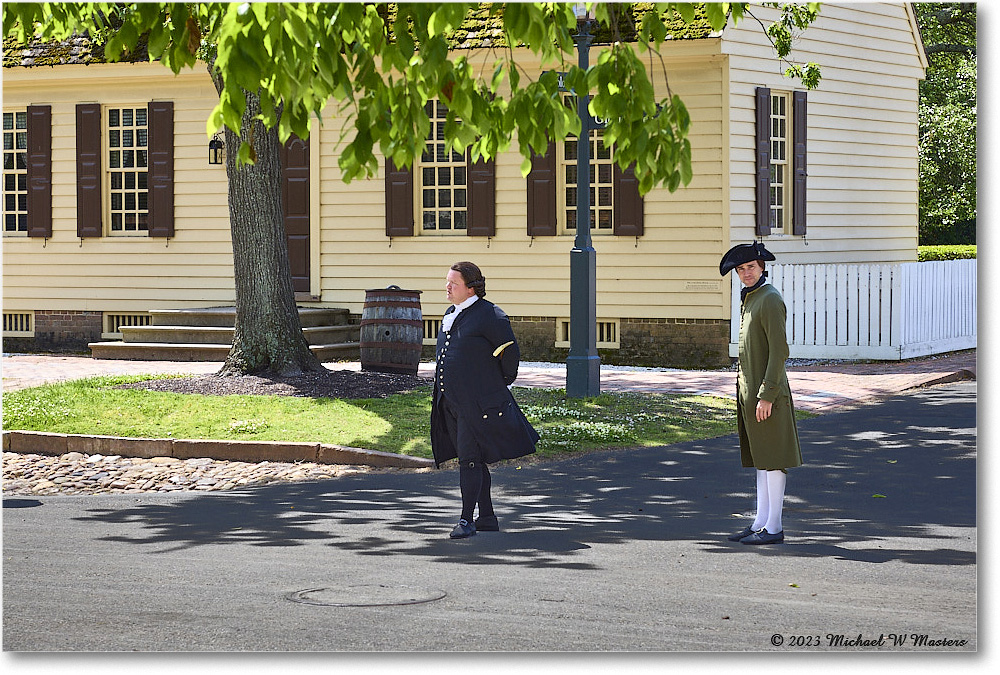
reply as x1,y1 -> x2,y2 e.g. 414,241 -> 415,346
1,430 -> 435,469
907,369 -> 976,390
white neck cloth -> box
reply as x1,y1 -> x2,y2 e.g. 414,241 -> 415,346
441,294 -> 479,332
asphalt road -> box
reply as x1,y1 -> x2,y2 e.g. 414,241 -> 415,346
2,381 -> 976,653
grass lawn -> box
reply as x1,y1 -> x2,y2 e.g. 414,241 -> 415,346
2,375 -> 814,461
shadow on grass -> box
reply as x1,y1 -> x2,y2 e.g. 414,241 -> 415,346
72,383 -> 976,571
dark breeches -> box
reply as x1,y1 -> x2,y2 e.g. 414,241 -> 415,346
459,461 -> 494,522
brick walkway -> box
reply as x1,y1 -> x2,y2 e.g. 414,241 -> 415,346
1,349 -> 976,413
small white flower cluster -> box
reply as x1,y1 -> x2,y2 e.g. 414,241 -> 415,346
228,418 -> 270,434
520,404 -> 591,421
521,403 -> 636,449
2,392 -> 74,427
537,421 -> 635,448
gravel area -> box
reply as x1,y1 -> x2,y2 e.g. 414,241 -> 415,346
2,451 -> 419,497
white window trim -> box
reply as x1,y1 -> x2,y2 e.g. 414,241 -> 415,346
556,94 -> 615,237
2,109 -> 29,237
422,316 -> 442,346
416,100 -> 468,236
102,312 -> 152,339
3,311 -> 34,337
555,317 -> 620,349
558,107 -> 616,236
769,91 -> 793,235
104,104 -> 150,237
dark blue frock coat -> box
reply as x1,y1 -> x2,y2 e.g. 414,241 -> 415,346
430,298 -> 539,468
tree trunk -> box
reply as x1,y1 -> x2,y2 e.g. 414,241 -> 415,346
210,72 -> 324,376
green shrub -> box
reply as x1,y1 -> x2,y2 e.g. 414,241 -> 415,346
918,245 -> 977,261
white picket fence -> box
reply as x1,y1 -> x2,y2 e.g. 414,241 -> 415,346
729,259 -> 977,360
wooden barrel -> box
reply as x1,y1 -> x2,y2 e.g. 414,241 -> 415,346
360,285 -> 424,375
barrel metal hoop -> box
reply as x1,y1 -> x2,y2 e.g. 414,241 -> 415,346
359,318 -> 423,327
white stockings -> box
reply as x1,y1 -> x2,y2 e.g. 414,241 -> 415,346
751,469 -> 786,534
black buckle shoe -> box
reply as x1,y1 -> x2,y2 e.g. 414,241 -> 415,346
727,525 -> 755,542
450,519 -> 476,539
741,529 -> 784,545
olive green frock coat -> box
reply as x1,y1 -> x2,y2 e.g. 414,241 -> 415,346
736,284 -> 803,470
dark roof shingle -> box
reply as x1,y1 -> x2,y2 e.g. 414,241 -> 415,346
3,3 -> 715,69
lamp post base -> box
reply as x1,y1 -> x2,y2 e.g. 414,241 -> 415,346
567,245 -> 600,398
566,354 -> 601,398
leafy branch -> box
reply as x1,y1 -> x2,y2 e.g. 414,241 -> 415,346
4,2 -> 823,195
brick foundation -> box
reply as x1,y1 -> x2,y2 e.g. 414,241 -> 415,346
509,316 -> 560,360
6,308 -> 731,368
420,314 -> 732,369
615,318 -> 731,369
3,310 -> 103,353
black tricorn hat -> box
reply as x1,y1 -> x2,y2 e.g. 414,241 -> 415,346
719,242 -> 776,276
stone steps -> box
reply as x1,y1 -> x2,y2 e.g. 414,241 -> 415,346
88,341 -> 362,362
89,306 -> 360,362
118,324 -> 358,346
147,306 -> 351,328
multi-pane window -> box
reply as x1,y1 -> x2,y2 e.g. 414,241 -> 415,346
560,95 -> 615,234
108,106 -> 149,234
419,100 -> 467,233
3,111 -> 28,235
562,131 -> 614,232
769,93 -> 790,232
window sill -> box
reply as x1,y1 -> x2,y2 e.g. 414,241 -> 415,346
555,341 -> 620,350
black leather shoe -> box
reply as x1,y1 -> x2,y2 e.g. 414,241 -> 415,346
727,525 -> 755,542
475,515 -> 500,532
450,519 -> 476,539
741,529 -> 784,545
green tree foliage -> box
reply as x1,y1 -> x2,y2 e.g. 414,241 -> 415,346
4,2 -> 819,195
914,2 -> 976,244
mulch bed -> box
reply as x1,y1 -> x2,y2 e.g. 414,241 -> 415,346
116,369 -> 430,399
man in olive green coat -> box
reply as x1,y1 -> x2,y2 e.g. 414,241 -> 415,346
720,242 -> 802,545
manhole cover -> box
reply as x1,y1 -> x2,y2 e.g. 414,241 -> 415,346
286,584 -> 447,607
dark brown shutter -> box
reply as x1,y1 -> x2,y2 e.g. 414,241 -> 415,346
147,100 -> 175,237
754,87 -> 771,237
76,103 -> 103,238
466,154 -> 495,236
25,105 -> 52,238
792,90 -> 807,236
613,162 -> 643,236
281,136 -> 311,292
526,142 -> 557,236
385,157 -> 414,236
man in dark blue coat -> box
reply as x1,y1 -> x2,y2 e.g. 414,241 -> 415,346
431,261 -> 540,539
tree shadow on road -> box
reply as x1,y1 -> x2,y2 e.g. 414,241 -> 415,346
73,383 -> 976,570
